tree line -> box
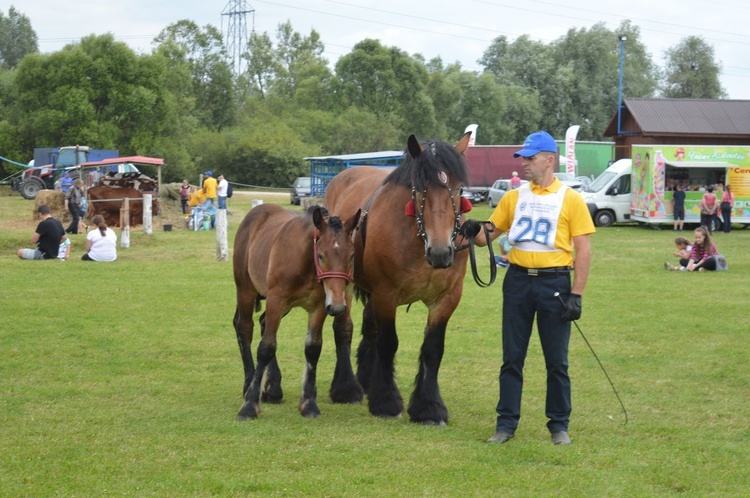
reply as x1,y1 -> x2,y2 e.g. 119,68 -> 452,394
0,6 -> 726,187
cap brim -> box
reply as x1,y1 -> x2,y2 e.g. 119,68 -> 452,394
513,147 -> 540,158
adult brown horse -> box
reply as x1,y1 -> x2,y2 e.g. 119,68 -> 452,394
233,204 -> 361,420
324,132 -> 474,425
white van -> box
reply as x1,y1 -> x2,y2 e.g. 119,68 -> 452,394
582,159 -> 632,227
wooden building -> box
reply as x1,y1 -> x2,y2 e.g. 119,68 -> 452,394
604,98 -> 750,160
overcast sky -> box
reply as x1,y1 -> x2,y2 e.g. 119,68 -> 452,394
15,0 -> 750,100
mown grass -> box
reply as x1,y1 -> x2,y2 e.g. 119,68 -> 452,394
1,186 -> 748,496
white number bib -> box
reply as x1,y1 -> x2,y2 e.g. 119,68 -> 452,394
508,183 -> 568,253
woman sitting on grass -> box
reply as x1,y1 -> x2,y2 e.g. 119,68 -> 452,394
82,214 -> 117,262
665,226 -> 717,272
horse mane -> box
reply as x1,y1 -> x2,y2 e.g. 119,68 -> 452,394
385,137 -> 469,191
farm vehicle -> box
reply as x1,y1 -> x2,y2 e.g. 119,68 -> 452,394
11,146 -> 118,200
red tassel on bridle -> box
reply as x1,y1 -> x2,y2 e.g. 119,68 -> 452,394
405,199 -> 416,217
460,197 -> 473,213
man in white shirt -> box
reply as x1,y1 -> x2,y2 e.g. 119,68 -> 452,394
217,174 -> 229,210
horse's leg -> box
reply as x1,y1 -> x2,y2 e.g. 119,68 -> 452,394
238,301 -> 283,420
367,301 -> 403,418
356,299 -> 377,393
407,321 -> 449,425
299,308 -> 327,418
258,311 -> 283,403
406,295 -> 460,425
233,290 -> 257,398
329,302 -> 364,404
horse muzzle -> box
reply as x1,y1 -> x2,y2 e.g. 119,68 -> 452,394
425,244 -> 454,269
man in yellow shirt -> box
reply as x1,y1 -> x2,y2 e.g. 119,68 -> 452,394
203,170 -> 218,208
463,130 -> 595,446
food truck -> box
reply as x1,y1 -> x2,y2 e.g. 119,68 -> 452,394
629,144 -> 750,226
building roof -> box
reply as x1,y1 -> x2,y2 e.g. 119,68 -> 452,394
81,156 -> 165,167
605,98 -> 750,137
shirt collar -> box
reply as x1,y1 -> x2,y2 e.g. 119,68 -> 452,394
530,177 -> 563,194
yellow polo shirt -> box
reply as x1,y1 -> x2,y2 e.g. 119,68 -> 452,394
488,178 -> 595,268
203,177 -> 218,198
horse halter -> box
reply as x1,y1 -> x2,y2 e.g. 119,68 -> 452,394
313,230 -> 353,282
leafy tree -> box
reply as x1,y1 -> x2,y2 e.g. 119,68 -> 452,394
273,21 -> 329,99
243,31 -> 279,99
154,20 -> 236,131
335,39 -> 436,138
0,6 -> 38,69
662,36 -> 726,98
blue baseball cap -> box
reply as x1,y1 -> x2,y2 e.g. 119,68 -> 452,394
204,170 -> 212,176
513,131 -> 558,158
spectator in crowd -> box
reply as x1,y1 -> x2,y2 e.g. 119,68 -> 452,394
65,180 -> 84,234
699,185 -> 717,233
81,214 -> 117,262
203,171 -> 218,208
217,174 -> 229,209
720,185 -> 735,233
665,226 -> 718,272
179,179 -> 190,214
671,185 -> 686,231
17,204 -> 67,260
60,171 -> 74,193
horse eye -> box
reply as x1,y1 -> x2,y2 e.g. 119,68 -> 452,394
318,254 -> 324,263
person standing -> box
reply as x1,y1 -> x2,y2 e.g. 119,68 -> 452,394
720,185 -> 735,233
203,171 -> 218,209
510,171 -> 521,189
179,179 -> 190,214
17,204 -> 67,260
81,214 -> 117,262
671,186 -> 686,231
217,174 -> 229,210
64,180 -> 84,234
699,185 -> 717,233
462,130 -> 595,446
59,171 -> 74,193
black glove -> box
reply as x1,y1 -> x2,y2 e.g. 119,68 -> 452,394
458,219 -> 481,239
561,294 -> 582,322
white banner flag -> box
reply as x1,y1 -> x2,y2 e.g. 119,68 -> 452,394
564,125 -> 580,176
464,124 -> 478,146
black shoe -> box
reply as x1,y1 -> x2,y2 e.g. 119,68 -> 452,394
487,430 -> 514,443
551,431 -> 571,445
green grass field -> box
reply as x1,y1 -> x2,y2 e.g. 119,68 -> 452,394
1,186 -> 748,496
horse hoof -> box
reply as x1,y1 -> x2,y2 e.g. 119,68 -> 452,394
237,402 -> 259,420
420,419 -> 447,427
261,386 -> 284,404
299,400 -> 320,418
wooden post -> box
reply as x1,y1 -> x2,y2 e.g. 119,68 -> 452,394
143,193 -> 152,235
120,197 -> 130,248
216,209 -> 228,262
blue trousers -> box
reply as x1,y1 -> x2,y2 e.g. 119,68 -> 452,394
495,267 -> 572,434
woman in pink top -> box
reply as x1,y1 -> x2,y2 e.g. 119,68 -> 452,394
699,185 -> 718,233
720,185 -> 735,233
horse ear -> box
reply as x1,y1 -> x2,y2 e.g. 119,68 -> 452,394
346,209 -> 362,234
455,132 -> 472,154
312,206 -> 326,230
407,134 -> 424,159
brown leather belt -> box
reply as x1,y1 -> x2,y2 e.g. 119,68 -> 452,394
509,264 -> 572,276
